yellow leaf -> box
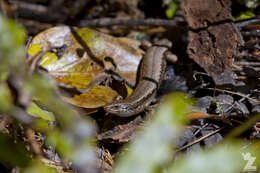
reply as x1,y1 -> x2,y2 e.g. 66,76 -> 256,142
62,85 -> 118,108
27,26 -> 143,108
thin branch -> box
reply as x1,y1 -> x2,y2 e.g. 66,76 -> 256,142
176,126 -> 225,152
235,18 -> 260,28
207,88 -> 260,103
78,18 -> 183,27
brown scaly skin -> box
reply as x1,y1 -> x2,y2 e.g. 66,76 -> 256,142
104,39 -> 176,117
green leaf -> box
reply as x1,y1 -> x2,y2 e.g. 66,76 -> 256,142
0,134 -> 31,167
0,15 -> 26,75
0,83 -> 12,113
23,161 -> 58,173
26,102 -> 55,121
46,130 -> 73,158
233,11 -> 255,21
166,1 -> 179,19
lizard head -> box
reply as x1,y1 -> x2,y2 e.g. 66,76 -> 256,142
104,103 -> 136,117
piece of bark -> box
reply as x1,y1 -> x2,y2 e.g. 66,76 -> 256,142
98,116 -> 143,143
181,0 -> 244,85
181,0 -> 231,29
187,23 -> 242,84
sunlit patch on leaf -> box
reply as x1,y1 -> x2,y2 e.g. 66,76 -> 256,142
126,85 -> 134,96
27,44 -> 42,56
49,58 -> 102,90
63,85 -> 118,108
39,52 -> 59,67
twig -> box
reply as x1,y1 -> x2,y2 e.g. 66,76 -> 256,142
14,1 -> 62,23
241,30 -> 260,37
207,88 -> 260,103
176,126 -> 225,152
0,0 -> 15,18
235,18 -> 260,28
78,18 -> 182,27
235,61 -> 260,67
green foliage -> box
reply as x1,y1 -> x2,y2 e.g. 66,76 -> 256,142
0,134 -> 31,167
23,161 -> 58,173
46,129 -> 74,158
26,102 -> 55,121
0,15 -> 97,172
24,74 -> 77,127
169,145 -> 243,173
233,11 -> 255,21
169,144 -> 243,173
216,101 -> 222,114
114,93 -> 192,173
24,74 -> 97,171
165,1 -> 179,19
170,141 -> 260,173
0,83 -> 12,113
0,15 -> 25,77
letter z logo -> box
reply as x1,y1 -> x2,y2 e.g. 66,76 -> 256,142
242,152 -> 257,172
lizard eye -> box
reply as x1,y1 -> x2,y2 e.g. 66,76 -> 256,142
113,105 -> 120,109
113,104 -> 127,111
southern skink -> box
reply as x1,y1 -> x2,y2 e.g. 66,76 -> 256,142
104,40 -> 173,117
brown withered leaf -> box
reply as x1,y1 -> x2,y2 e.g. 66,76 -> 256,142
27,26 -> 143,108
186,112 -> 218,120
